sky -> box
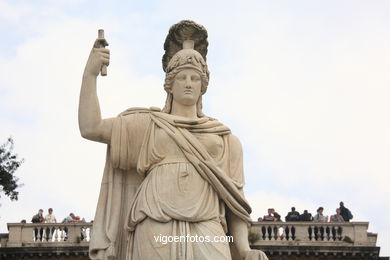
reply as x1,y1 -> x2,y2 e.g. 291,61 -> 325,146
0,0 -> 389,256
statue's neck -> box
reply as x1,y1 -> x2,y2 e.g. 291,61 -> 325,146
170,100 -> 198,119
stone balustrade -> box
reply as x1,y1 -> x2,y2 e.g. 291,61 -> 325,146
0,221 -> 384,259
5,222 -> 93,247
2,221 -> 376,249
250,221 -> 377,247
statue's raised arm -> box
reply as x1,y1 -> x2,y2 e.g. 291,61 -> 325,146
78,34 -> 113,144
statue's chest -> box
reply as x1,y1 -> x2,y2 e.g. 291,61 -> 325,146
154,127 -> 224,159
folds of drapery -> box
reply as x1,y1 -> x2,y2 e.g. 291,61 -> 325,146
89,150 -> 144,260
90,110 -> 150,260
89,108 -> 252,260
149,112 -> 252,223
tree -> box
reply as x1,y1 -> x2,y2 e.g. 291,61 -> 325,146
0,137 -> 23,201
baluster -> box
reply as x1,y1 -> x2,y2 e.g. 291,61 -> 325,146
88,226 -> 93,241
50,226 -> 55,242
314,226 -> 319,241
273,226 -> 278,240
291,225 -> 296,240
47,227 -> 51,242
84,227 -> 89,242
308,226 -> 313,241
331,226 -> 336,241
60,227 -> 65,241
267,226 -> 272,240
279,226 -> 285,240
54,226 -> 59,242
47,227 -> 50,242
42,227 -> 47,243
87,226 -> 91,241
320,226 -> 325,241
44,227 -> 48,242
326,226 -> 330,241
261,226 -> 266,240
80,226 -> 87,241
38,227 -> 43,242
53,227 -> 57,242
64,225 -> 69,241
337,226 -> 343,241
285,226 -> 290,240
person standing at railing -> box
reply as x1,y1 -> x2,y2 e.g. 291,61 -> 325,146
285,207 -> 300,221
330,208 -> 345,223
31,209 -> 44,241
263,208 -> 276,221
62,213 -> 84,241
300,210 -> 313,221
273,211 -> 282,222
62,213 -> 81,223
339,201 -> 353,222
44,208 -> 57,241
313,207 -> 328,222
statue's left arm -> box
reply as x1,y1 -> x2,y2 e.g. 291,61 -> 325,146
227,211 -> 250,258
226,135 -> 268,260
227,212 -> 267,259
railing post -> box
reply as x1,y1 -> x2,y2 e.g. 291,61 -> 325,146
294,223 -> 309,242
66,224 -> 79,243
353,222 -> 369,245
7,224 -> 22,247
21,224 -> 35,243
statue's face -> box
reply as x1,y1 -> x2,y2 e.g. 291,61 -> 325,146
171,69 -> 202,106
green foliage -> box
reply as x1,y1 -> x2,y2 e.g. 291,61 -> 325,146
248,231 -> 260,244
0,137 -> 24,201
343,236 -> 354,244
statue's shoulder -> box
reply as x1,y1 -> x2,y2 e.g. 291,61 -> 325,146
228,133 -> 243,151
118,107 -> 161,117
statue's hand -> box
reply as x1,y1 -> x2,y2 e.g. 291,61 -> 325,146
243,249 -> 269,260
84,39 -> 110,77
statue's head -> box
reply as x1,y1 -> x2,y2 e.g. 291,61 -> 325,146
161,20 -> 209,116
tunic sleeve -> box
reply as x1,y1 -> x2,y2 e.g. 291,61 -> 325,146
110,111 -> 151,170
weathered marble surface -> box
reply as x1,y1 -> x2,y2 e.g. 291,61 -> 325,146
78,20 -> 268,260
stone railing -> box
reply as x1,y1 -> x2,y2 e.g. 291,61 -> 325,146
5,222 -> 93,247
250,221 -> 377,247
2,221 -> 377,249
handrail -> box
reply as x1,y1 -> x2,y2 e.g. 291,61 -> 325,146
249,221 -> 377,247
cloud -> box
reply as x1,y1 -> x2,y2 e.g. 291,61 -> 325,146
206,17 -> 390,255
0,0 -> 30,23
0,16 -> 163,228
1,0 -> 390,256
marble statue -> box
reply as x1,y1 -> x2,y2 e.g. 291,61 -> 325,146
78,20 -> 268,260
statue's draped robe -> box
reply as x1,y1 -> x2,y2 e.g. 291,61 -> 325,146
89,109 -> 252,260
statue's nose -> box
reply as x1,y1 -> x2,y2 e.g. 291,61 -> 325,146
185,77 -> 192,88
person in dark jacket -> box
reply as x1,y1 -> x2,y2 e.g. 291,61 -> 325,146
31,209 -> 45,241
274,211 -> 282,222
300,210 -> 313,221
339,201 -> 353,222
285,207 -> 300,221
